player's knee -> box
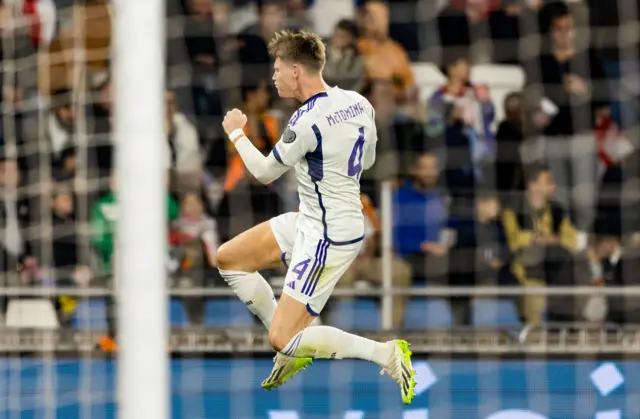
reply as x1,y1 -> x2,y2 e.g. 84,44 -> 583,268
268,328 -> 291,353
215,242 -> 236,271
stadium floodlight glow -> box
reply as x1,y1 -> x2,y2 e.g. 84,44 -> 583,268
114,1 -> 168,419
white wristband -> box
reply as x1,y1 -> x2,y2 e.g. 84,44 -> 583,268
229,129 -> 245,144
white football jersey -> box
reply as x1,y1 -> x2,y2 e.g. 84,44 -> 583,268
272,87 -> 377,245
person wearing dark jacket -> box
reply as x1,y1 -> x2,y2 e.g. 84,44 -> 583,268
393,153 -> 449,284
587,0 -> 640,129
502,165 -> 579,325
495,92 -> 525,199
488,0 -> 548,64
448,191 -> 511,324
50,186 -> 92,328
522,4 -> 610,230
589,217 -> 640,324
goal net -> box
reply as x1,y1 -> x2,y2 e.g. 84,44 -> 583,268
1,0 -> 640,418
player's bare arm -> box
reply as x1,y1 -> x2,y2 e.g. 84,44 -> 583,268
222,109 -> 289,184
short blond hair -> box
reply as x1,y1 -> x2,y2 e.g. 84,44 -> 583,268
268,30 -> 326,73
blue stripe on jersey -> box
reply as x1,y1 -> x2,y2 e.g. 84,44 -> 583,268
306,241 -> 330,297
302,240 -> 329,296
280,252 -> 288,269
290,91 -> 329,126
272,146 -> 284,165
301,239 -> 325,294
306,124 -> 324,182
303,91 -> 329,106
314,182 -> 365,246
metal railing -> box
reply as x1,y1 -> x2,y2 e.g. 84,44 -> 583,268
2,326 -> 640,355
0,286 -> 637,298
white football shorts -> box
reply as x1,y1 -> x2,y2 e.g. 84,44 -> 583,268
269,212 -> 362,316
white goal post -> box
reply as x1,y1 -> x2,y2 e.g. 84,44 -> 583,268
114,1 -> 168,419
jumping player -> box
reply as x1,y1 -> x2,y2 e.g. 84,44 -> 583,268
217,30 -> 415,404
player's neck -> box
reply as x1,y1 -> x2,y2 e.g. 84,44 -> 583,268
296,79 -> 330,104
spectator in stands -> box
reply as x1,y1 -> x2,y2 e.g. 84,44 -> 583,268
357,1 -> 415,101
238,0 -> 285,85
171,192 -> 219,325
495,91 -> 525,200
502,165 -> 579,325
324,19 -> 366,92
340,194 -> 411,329
91,174 -> 179,352
164,89 -> 202,192
173,192 -> 218,271
448,190 -> 509,324
0,155 -> 29,278
86,79 -> 114,189
50,185 -> 92,329
594,115 -> 634,243
365,79 -> 426,191
589,219 -> 640,324
243,0 -> 287,39
39,0 -> 112,97
587,0 -> 640,129
90,174 -> 180,277
437,0 -> 500,62
47,89 -> 77,181
184,0 -> 225,119
284,0 -> 313,31
427,53 -> 495,200
0,154 -> 38,318
522,4 -> 610,230
185,0 -> 219,69
224,80 -> 278,192
488,0 -> 547,64
393,152 -> 449,284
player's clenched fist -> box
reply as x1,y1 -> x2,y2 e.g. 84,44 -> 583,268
222,109 -> 248,136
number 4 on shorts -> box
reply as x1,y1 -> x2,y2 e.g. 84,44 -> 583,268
287,259 -> 311,290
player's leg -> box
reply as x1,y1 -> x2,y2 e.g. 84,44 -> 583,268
216,214 -> 293,329
262,239 -> 416,403
268,293 -> 393,362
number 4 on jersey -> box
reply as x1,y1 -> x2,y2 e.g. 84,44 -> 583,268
348,127 -> 365,180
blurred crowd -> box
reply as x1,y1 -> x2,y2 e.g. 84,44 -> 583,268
1,0 -> 640,335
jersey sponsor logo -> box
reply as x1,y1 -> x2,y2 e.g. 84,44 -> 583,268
283,128 -> 297,143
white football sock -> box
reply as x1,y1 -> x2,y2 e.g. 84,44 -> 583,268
219,269 -> 277,329
281,325 -> 392,367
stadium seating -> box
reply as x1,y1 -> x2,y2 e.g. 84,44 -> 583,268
329,299 -> 381,331
204,298 -> 254,327
403,298 -> 453,329
471,299 -> 521,326
73,299 -> 108,330
5,299 -> 60,329
69,297 -> 522,330
169,299 -> 190,327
